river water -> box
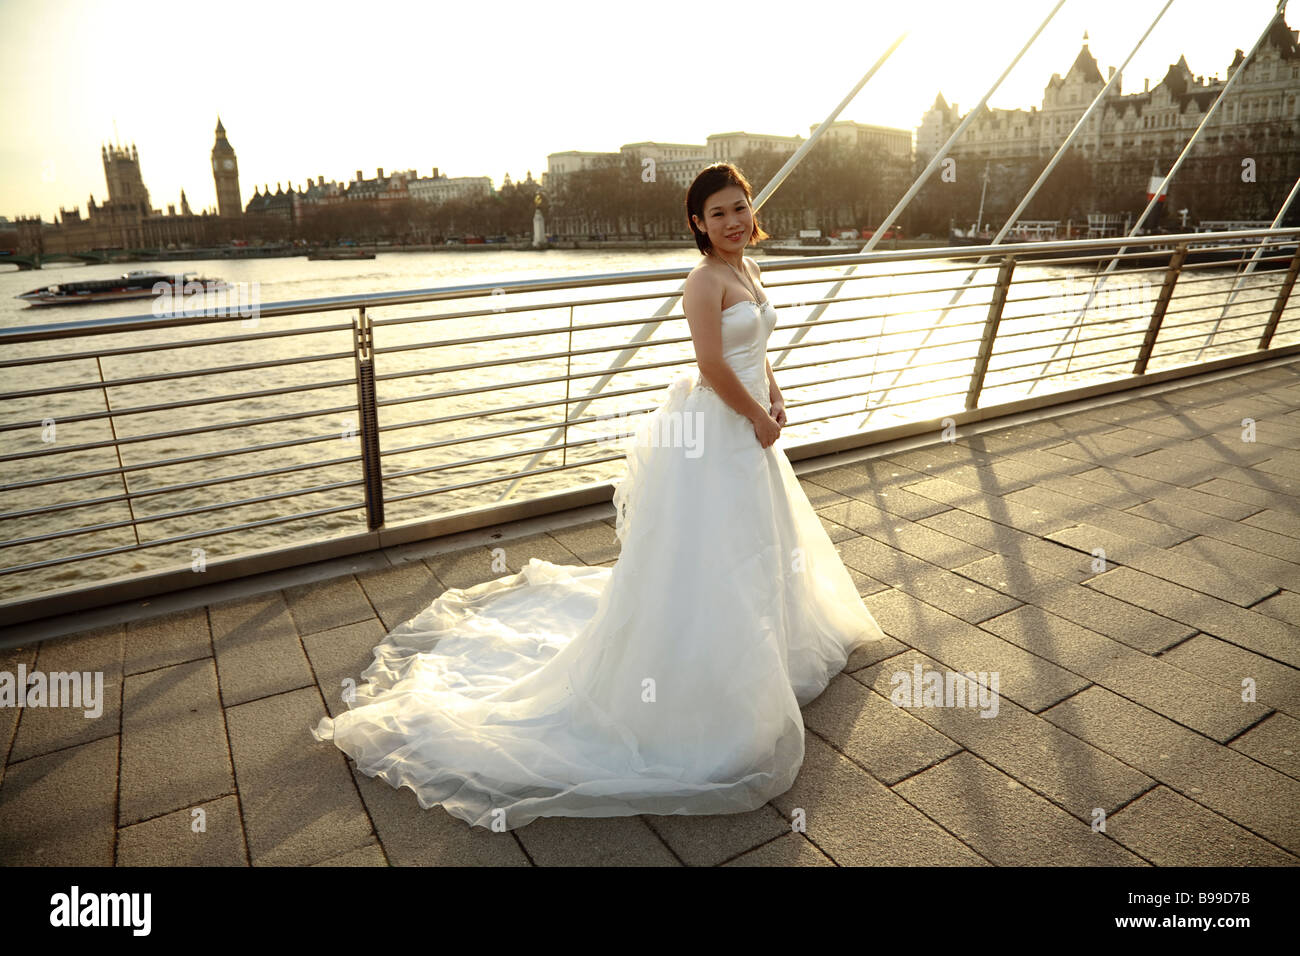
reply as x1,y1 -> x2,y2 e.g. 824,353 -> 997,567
1,247 -> 1294,603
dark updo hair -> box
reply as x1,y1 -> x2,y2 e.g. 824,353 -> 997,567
685,162 -> 771,256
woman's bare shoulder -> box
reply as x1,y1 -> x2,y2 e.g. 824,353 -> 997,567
684,260 -> 725,311
743,255 -> 762,279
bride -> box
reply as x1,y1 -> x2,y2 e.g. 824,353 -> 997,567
312,162 -> 888,831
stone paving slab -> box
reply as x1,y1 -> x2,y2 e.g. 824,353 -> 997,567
208,591 -> 315,707
1045,524 -> 1275,606
1165,534 -> 1300,592
1085,566 -> 1300,668
119,658 -> 233,827
1227,712 -> 1300,780
125,607 -> 212,676
0,735 -> 118,866
853,648 -> 1153,824
1128,499 -> 1300,563
116,794 -> 248,867
1128,447 -> 1300,498
802,671 -> 963,785
226,686 -> 374,866
282,575 -> 377,637
802,460 -> 952,521
1190,476 -> 1300,513
1252,588 -> 1300,626
513,815 -> 680,866
722,832 -> 835,866
838,533 -> 1020,625
954,553 -> 1194,654
1158,633 -> 1300,720
643,801 -> 791,866
898,476 -> 1076,535
1071,468 -> 1279,519
311,842 -> 388,866
1244,509 -> 1300,540
893,751 -> 1145,866
1041,686 -> 1300,857
980,605 -> 1269,743
918,508 -> 1098,583
355,560 -> 440,632
8,622 -> 123,764
422,545 -> 504,591
864,589 -> 1090,714
346,765 -> 530,867
1106,785 -> 1298,866
1000,485 -> 1192,548
768,731 -> 988,866
820,498 -> 995,569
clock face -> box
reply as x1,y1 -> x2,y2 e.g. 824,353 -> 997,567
223,159 -> 234,171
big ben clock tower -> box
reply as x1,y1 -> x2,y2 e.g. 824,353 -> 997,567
211,116 -> 242,217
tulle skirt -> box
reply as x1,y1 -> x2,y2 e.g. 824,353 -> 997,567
311,370 -> 888,829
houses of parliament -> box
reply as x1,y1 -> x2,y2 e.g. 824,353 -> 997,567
12,118 -> 244,255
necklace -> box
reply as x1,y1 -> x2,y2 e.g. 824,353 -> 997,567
717,253 -> 766,308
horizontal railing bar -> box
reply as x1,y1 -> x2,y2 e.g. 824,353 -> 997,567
783,385 -> 973,428
1,417 -> 364,471
0,501 -> 367,577
787,376 -> 972,413
382,453 -> 627,506
0,321 -> 354,370
0,443 -> 363,493
0,450 -> 370,517
987,319 -> 1277,385
1160,294 -> 1280,317
0,349 -> 354,402
986,356 -> 1136,391
1156,327 -> 1276,358
0,376 -> 358,445
0,396 -> 359,439
0,476 -> 367,550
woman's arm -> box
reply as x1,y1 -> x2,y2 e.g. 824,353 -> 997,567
765,356 -> 787,426
745,257 -> 787,426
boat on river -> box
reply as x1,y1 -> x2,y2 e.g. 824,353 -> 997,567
15,270 -> 228,307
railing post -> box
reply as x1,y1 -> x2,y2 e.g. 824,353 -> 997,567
352,306 -> 385,530
1259,241 -> 1300,350
1133,241 -> 1188,375
966,255 -> 1016,410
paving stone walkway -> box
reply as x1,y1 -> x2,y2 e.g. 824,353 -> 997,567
2,360 -> 1298,866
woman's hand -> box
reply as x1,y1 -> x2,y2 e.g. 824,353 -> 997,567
751,411 -> 781,448
770,399 -> 787,427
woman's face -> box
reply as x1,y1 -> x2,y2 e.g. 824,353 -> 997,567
694,184 -> 752,253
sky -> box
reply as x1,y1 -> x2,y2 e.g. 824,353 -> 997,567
0,0 -> 1291,222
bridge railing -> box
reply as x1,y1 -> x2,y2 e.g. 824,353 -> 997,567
2,226 -> 1298,626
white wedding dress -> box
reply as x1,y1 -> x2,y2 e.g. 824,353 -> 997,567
312,294 -> 888,830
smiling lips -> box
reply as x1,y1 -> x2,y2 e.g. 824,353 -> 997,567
726,231 -> 743,241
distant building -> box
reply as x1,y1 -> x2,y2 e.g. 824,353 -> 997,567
816,120 -> 912,160
916,23 -> 1300,163
211,117 -> 243,218
408,170 -> 493,205
18,134 -> 217,254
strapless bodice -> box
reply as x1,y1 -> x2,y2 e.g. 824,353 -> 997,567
694,298 -> 777,406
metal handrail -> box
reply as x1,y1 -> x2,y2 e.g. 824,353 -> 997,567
2,226 -> 1299,622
